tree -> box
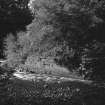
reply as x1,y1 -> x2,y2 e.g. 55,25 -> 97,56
0,0 -> 33,34
0,0 -> 33,58
4,31 -> 32,68
27,0 -> 105,80
4,0 -> 105,81
4,34 -> 20,67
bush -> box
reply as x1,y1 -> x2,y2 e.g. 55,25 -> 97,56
14,55 -> 70,76
4,32 -> 31,68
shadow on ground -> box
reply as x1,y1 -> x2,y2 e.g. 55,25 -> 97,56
0,73 -> 105,105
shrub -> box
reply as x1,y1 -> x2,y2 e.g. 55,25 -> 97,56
4,32 -> 31,68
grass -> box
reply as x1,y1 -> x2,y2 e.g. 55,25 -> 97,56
0,74 -> 105,105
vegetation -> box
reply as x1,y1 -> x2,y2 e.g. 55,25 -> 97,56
0,0 -> 33,58
0,76 -> 105,105
1,1 -> 105,105
4,0 -> 105,81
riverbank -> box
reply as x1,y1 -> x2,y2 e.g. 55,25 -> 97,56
0,66 -> 105,105
0,73 -> 105,105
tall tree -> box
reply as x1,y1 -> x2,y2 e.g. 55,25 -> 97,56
4,0 -> 105,81
27,0 -> 105,80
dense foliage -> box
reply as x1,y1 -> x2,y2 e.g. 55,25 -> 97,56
0,0 -> 33,34
0,0 -> 33,58
4,0 -> 105,81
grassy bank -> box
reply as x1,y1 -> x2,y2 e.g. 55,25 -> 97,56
0,74 -> 105,105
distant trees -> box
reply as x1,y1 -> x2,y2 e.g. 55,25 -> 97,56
0,0 -> 33,58
4,0 -> 105,81
0,0 -> 33,34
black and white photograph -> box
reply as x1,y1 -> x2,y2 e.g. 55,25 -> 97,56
0,0 -> 105,105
